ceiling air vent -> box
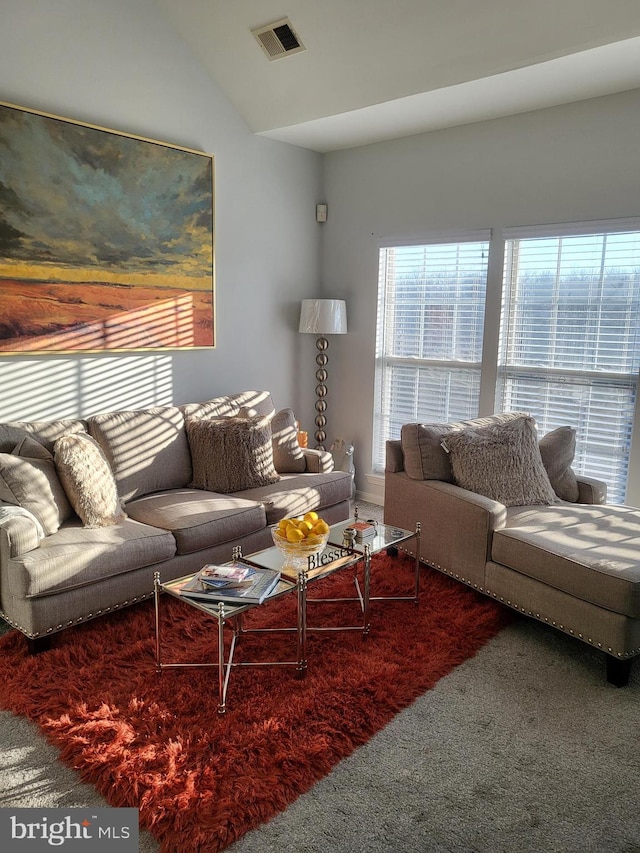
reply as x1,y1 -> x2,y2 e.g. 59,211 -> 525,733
252,18 -> 306,60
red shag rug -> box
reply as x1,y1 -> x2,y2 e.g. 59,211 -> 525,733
0,555 -> 511,852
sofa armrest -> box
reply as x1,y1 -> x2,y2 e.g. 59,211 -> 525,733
302,448 -> 334,474
385,439 -> 404,473
384,472 -> 507,586
576,475 -> 608,505
0,514 -> 42,559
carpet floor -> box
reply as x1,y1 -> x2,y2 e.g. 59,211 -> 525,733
1,613 -> 637,852
0,553 -> 510,852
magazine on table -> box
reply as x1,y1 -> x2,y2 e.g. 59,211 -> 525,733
178,562 -> 281,605
197,563 -> 254,589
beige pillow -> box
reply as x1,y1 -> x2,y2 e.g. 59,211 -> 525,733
539,426 -> 579,502
271,408 -> 306,474
401,412 -> 528,481
54,433 -> 126,527
442,416 -> 557,507
187,415 -> 281,494
0,436 -> 73,535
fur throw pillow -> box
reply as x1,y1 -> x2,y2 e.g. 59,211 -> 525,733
187,415 -> 280,494
442,416 -> 557,507
54,433 -> 126,527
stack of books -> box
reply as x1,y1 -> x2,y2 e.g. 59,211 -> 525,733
350,521 -> 377,543
177,562 -> 281,605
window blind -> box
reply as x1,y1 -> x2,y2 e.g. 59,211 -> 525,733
373,237 -> 490,470
498,228 -> 640,502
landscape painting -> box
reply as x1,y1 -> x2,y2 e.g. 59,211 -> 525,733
0,102 -> 215,352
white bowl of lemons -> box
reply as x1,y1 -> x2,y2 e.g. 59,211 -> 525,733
271,512 -> 330,569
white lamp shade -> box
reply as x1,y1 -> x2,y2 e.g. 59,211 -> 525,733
299,299 -> 347,335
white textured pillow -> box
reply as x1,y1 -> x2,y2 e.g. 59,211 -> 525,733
443,416 -> 557,507
54,433 -> 126,527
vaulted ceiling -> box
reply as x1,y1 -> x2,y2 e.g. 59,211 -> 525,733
156,0 -> 640,151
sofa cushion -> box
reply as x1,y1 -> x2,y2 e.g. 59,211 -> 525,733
0,437 -> 73,536
493,504 -> 640,618
187,415 -> 280,494
88,406 -> 192,502
125,489 -> 267,555
401,412 -> 527,481
181,390 -> 276,421
442,416 -> 557,507
271,408 -> 306,474
54,433 -> 126,528
0,419 -> 87,454
236,471 -> 353,525
5,518 -> 176,598
538,426 -> 579,503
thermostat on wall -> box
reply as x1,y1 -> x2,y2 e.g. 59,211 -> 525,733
316,203 -> 327,222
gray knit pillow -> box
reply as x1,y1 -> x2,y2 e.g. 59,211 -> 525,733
538,426 -> 579,502
271,408 -> 305,474
54,433 -> 126,527
442,416 -> 557,506
187,415 -> 280,494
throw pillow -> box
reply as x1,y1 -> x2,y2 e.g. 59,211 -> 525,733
54,433 -> 126,527
0,436 -> 73,536
539,426 -> 580,502
186,415 -> 281,494
271,408 -> 306,474
401,412 -> 528,481
442,416 -> 557,506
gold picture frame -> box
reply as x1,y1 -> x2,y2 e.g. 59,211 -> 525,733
0,101 -> 215,353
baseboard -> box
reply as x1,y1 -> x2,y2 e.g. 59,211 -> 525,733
355,490 -> 383,506
357,474 -> 384,507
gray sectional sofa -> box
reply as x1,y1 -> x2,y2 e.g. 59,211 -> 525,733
0,390 -> 352,648
384,413 -> 640,686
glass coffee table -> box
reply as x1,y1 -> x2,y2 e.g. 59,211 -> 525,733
327,515 -> 422,615
153,516 -> 420,714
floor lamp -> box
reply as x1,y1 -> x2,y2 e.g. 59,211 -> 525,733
299,298 -> 347,450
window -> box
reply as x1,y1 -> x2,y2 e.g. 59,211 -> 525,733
374,219 -> 640,504
498,224 -> 640,503
373,235 -> 490,467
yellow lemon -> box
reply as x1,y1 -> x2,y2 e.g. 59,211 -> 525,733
304,511 -> 319,524
286,526 -> 305,543
313,520 -> 330,535
299,520 -> 314,535
278,518 -> 290,532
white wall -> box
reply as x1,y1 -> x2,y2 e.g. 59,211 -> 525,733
3,4 -> 640,503
0,0 -> 323,420
322,90 -> 640,503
